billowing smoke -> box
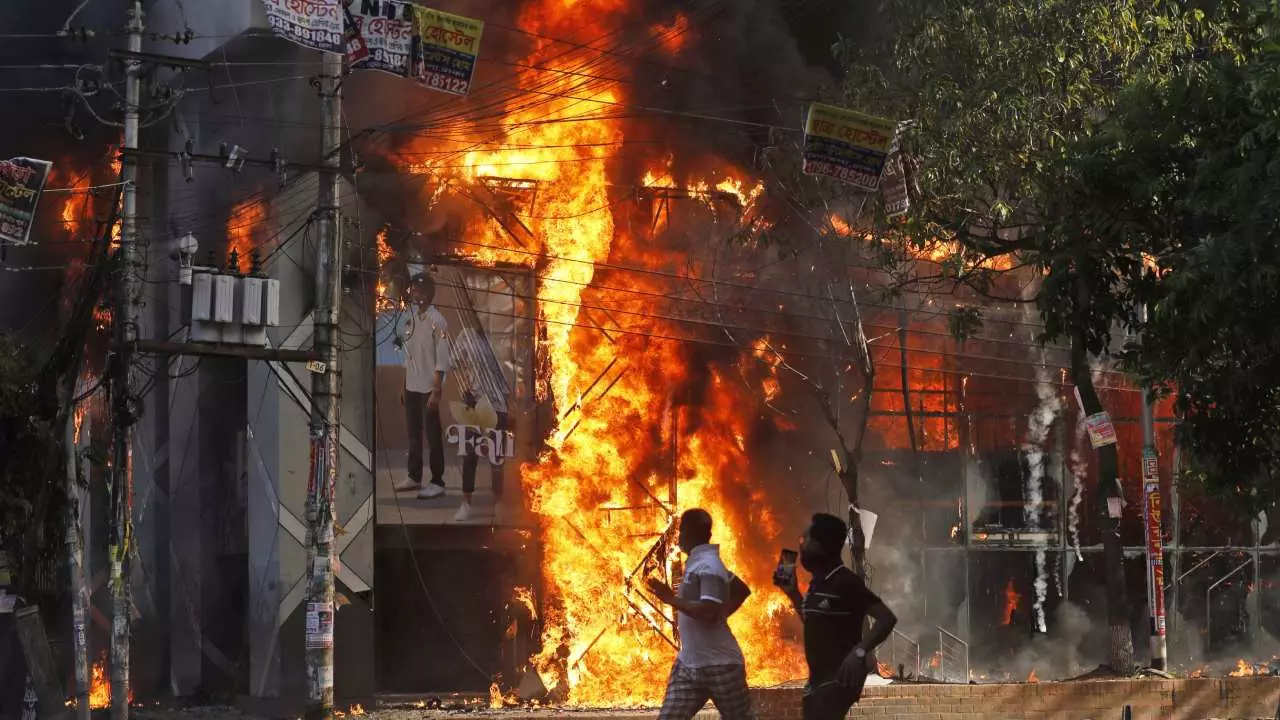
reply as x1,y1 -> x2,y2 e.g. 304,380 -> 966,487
1022,304 -> 1060,634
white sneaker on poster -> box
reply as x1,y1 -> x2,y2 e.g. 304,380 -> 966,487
392,478 -> 420,492
453,502 -> 474,522
418,483 -> 445,499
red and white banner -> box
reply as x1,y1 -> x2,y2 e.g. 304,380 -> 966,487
351,5 -> 415,77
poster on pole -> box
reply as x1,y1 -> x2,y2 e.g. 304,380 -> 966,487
1143,484 -> 1167,635
1142,448 -> 1159,481
0,157 -> 52,246
350,3 -> 415,77
260,0 -> 344,55
802,102 -> 897,191
1085,411 -> 1117,448
410,6 -> 484,96
305,601 -> 334,649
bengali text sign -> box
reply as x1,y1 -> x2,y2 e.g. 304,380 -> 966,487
351,5 -> 414,77
260,0 -> 344,55
410,7 -> 484,96
0,157 -> 52,246
803,103 -> 897,191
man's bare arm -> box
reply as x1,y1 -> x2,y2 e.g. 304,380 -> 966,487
856,602 -> 898,653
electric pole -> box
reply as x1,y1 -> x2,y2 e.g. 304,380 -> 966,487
109,3 -> 143,718
66,410 -> 89,720
304,49 -> 344,720
1138,303 -> 1168,671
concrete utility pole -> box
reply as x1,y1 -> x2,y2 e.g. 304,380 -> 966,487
1138,303 -> 1168,671
304,49 -> 344,720
66,411 -> 89,720
110,3 -> 144,718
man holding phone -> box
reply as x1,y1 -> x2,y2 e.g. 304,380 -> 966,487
646,508 -> 755,720
773,513 -> 898,720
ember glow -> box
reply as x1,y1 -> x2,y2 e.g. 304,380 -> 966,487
1002,578 -> 1020,625
375,227 -> 397,313
514,585 -> 538,620
226,197 -> 266,273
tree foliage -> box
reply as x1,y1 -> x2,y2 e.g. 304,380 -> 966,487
0,333 -> 69,596
836,0 -> 1229,308
826,0 -> 1248,675
1052,6 -> 1280,509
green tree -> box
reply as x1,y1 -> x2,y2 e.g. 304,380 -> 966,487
1051,5 -> 1280,512
830,0 -> 1234,673
0,333 -> 69,599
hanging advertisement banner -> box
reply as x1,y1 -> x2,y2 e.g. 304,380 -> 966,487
0,157 -> 52,246
350,2 -> 414,77
343,2 -> 370,65
880,147 -> 910,218
1085,411 -> 1117,448
260,0 -> 344,55
410,6 -> 484,96
802,103 -> 896,191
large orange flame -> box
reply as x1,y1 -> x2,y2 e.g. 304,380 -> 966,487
394,1 -> 800,705
87,652 -> 132,709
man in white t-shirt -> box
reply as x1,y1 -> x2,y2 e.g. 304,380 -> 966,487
646,509 -> 756,720
394,273 -> 452,500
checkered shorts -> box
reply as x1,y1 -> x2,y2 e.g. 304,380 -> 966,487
657,661 -> 756,720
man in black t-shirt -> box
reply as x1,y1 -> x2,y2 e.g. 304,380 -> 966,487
773,513 -> 898,720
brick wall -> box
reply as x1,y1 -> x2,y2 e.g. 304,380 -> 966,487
749,678 -> 1280,720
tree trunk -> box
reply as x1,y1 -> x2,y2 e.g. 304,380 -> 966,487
1072,275 -> 1135,675
843,359 -> 875,580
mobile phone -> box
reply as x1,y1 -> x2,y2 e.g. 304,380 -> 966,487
776,548 -> 798,584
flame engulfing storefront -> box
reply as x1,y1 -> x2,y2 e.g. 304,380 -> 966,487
356,0 -> 1278,705
356,0 -> 1280,702
15,0 -> 1280,711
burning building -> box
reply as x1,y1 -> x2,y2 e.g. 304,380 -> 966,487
6,0 -> 1280,713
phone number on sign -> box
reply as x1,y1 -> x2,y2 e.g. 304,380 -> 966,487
803,158 -> 879,188
420,70 -> 471,95
267,16 -> 341,48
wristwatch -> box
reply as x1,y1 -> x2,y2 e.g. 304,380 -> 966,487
853,647 -> 867,660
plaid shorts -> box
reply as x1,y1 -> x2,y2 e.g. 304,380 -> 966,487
657,661 -> 756,720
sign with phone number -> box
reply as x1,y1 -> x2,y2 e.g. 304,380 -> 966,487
802,102 -> 897,191
261,0 -> 344,54
802,158 -> 882,189
410,7 -> 483,97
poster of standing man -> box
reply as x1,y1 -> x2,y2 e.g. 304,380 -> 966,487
374,261 -> 535,526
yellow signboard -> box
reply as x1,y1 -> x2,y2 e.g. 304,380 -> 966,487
411,7 -> 485,96
802,102 -> 897,190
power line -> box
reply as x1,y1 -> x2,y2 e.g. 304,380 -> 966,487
386,297 -> 1139,393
